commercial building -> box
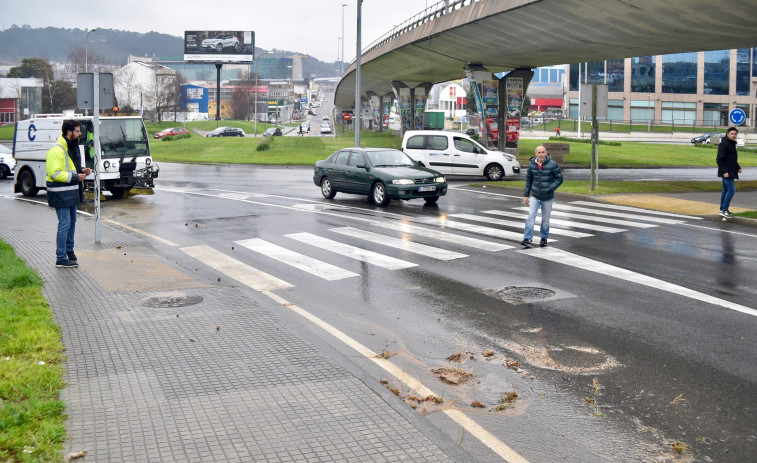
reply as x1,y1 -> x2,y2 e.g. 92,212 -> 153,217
0,78 -> 43,123
565,47 -> 757,127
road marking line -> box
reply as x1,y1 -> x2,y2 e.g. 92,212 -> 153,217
421,217 -> 550,242
450,213 -> 594,238
569,200 -> 702,220
372,221 -> 512,251
520,247 -> 757,318
513,207 -> 658,228
330,227 -> 468,260
681,222 -> 757,238
181,245 -> 292,291
102,219 -> 179,247
285,232 -> 417,270
549,205 -> 685,224
235,238 -> 359,280
449,187 -> 523,199
483,210 -> 627,233
261,289 -> 529,463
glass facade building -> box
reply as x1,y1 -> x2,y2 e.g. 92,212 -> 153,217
566,47 -> 757,127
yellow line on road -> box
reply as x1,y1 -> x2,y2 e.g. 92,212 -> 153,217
261,289 -> 530,463
102,219 -> 179,247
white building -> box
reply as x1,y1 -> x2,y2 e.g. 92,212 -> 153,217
114,58 -> 177,119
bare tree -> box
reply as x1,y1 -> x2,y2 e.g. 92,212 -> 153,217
65,47 -> 105,78
231,70 -> 255,120
114,67 -> 140,114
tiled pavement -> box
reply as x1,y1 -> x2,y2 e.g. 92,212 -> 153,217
0,198 -> 462,463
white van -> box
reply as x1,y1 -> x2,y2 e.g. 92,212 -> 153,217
401,130 -> 520,180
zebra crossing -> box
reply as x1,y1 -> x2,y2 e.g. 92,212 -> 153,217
179,200 -> 700,287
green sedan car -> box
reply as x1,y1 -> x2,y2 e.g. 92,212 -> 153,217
313,147 -> 448,206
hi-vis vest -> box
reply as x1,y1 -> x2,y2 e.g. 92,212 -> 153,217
45,135 -> 80,207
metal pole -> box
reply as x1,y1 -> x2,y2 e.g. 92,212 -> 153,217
254,58 -> 258,136
85,27 -> 98,117
590,84 -> 598,192
215,63 -> 222,121
577,63 -> 582,138
93,72 -> 102,242
355,0 -> 362,147
341,4 -> 347,75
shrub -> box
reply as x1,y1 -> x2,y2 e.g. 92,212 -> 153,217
549,136 -> 621,146
256,141 -> 271,151
161,133 -> 191,142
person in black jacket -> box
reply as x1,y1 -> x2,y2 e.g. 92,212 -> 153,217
521,145 -> 563,248
716,127 -> 742,218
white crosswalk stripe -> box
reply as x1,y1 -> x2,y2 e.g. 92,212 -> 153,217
235,238 -> 359,280
482,210 -> 627,234
285,232 -> 417,270
371,221 -> 512,251
547,204 -> 684,224
419,217 -> 534,242
181,245 -> 293,291
569,201 -> 702,220
514,207 -> 658,228
329,227 -> 468,260
449,213 -> 593,238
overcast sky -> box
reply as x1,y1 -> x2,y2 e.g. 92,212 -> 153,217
1,0 -> 438,62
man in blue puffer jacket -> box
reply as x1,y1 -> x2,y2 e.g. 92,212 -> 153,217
521,145 -> 563,248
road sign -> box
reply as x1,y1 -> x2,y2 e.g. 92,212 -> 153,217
729,108 -> 746,126
343,112 -> 352,121
76,73 -> 114,109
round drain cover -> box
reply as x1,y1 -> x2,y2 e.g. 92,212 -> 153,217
497,286 -> 555,301
138,293 -> 203,308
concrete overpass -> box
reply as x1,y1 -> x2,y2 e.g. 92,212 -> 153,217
334,0 -> 757,112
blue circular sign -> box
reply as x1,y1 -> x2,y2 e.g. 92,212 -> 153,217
729,108 -> 746,126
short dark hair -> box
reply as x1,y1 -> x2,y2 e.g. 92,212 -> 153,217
727,126 -> 738,134
61,119 -> 81,136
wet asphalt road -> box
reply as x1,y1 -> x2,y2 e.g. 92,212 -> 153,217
2,165 -> 756,462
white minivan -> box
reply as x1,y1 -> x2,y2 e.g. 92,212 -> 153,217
401,130 -> 520,180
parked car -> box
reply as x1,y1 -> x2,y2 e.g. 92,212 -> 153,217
201,34 -> 239,52
320,123 -> 332,134
263,127 -> 283,136
322,116 -> 330,121
205,127 -> 245,137
0,144 -> 15,179
154,127 -> 190,139
691,132 -> 722,144
465,128 -> 479,136
401,130 -> 520,181
300,122 -> 310,133
313,148 -> 447,206
307,110 -> 315,115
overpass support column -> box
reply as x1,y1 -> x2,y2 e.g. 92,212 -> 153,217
411,83 -> 432,130
367,91 -> 380,131
391,81 -> 410,136
498,68 -> 534,152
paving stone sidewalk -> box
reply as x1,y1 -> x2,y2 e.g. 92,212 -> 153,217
0,198 -> 460,463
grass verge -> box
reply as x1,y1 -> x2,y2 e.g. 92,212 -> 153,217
0,239 -> 66,462
477,179 -> 757,196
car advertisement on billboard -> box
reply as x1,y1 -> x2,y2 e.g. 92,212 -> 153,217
184,31 -> 254,63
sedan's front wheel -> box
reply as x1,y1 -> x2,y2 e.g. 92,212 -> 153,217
320,177 -> 336,199
371,182 -> 390,206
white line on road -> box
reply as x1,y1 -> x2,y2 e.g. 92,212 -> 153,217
421,216 -> 548,242
330,227 -> 468,260
681,222 -> 757,238
235,238 -> 359,280
569,200 -> 702,220
181,245 -> 293,291
450,213 -> 594,238
520,247 -> 757,318
285,232 -> 417,270
514,207 -> 658,228
549,204 -> 685,224
483,210 -> 627,234
371,220 -> 512,252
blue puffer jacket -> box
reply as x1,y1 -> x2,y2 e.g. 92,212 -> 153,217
523,155 -> 563,201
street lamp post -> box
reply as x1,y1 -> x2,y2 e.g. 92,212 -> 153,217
647,93 -> 652,132
254,51 -> 274,136
341,4 -> 347,75
85,27 -> 99,117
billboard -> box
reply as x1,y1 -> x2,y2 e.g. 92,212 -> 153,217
184,31 -> 254,63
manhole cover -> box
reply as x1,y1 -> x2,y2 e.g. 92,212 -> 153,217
138,293 -> 204,308
496,286 -> 556,303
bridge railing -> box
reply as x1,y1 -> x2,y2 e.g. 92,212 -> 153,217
355,0 -> 480,63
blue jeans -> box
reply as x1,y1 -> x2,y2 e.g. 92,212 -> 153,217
55,206 -> 77,260
524,197 -> 553,240
719,177 -> 735,212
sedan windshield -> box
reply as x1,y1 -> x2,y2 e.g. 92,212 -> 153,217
366,150 -> 415,167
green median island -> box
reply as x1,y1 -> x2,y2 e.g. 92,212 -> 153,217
0,239 -> 66,462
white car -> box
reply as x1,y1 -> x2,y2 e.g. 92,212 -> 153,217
0,144 -> 15,179
401,130 -> 521,181
320,123 -> 332,134
201,34 -> 239,52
